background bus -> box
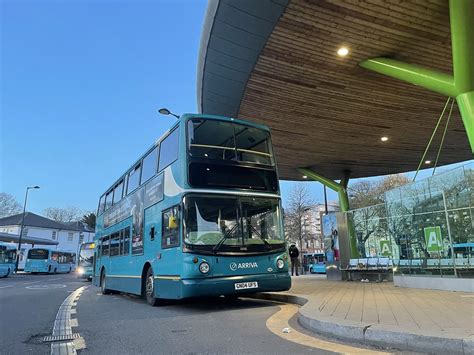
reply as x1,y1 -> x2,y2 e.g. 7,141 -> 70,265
24,248 -> 76,274
77,242 -> 95,280
0,242 -> 17,277
306,252 -> 326,274
93,113 -> 291,306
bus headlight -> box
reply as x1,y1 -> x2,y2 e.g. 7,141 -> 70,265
199,262 -> 210,274
276,259 -> 285,269
77,267 -> 84,274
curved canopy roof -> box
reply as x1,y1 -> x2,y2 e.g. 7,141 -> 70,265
198,0 -> 472,180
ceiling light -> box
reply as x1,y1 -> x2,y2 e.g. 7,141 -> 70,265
425,160 -> 431,164
337,47 -> 349,57
380,136 -> 389,142
302,175 -> 308,179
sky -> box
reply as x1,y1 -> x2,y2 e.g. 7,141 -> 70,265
1,0 -> 472,216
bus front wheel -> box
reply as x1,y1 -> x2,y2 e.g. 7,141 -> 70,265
100,270 -> 112,295
144,268 -> 160,307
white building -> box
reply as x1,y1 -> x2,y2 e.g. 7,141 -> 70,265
301,202 -> 339,253
0,212 -> 95,269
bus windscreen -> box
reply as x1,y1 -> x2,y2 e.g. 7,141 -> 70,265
184,194 -> 285,254
28,249 -> 49,259
79,245 -> 94,264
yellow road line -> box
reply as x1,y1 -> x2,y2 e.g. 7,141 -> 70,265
266,304 -> 390,354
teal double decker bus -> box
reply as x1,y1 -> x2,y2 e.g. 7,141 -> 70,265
0,242 -> 16,277
93,113 -> 291,306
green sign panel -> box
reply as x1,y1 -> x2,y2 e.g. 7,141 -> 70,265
424,226 -> 443,252
379,240 -> 392,256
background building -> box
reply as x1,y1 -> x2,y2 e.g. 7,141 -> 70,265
286,202 -> 339,254
303,202 -> 339,253
0,212 -> 95,269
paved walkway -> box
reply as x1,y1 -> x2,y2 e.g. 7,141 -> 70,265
257,275 -> 474,354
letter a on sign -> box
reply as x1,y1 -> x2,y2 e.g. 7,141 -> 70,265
424,226 -> 443,252
379,240 -> 391,256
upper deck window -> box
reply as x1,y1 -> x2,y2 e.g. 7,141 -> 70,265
142,146 -> 158,183
188,119 -> 274,166
112,180 -> 124,204
158,128 -> 179,171
127,164 -> 141,194
98,195 -> 105,215
105,190 -> 113,211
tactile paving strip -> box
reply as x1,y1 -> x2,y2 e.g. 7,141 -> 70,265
47,286 -> 88,355
43,333 -> 81,342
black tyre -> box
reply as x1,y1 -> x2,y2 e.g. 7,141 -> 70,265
100,269 -> 112,295
144,268 -> 160,306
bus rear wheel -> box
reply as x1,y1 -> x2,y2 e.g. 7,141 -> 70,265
144,268 -> 160,306
100,270 -> 112,295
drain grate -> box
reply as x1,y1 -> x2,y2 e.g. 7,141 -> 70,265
43,333 -> 80,342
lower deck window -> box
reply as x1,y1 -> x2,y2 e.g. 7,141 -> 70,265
162,206 -> 180,248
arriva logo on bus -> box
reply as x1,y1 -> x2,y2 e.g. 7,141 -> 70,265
230,262 -> 258,271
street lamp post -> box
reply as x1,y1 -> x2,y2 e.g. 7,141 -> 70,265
15,185 -> 40,272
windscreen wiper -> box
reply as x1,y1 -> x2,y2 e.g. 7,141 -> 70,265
248,224 -> 272,250
213,224 -> 239,253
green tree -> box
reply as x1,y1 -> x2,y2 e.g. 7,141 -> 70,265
81,212 -> 96,230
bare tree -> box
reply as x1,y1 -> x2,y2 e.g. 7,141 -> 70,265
44,206 -> 84,223
284,183 -> 315,271
349,173 -> 410,209
348,173 -> 410,256
0,193 -> 22,218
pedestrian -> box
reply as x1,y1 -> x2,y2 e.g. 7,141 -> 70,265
288,243 -> 300,276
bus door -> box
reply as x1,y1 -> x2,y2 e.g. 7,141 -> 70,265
97,236 -> 110,276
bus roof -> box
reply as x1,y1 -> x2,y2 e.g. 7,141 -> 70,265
453,243 -> 474,248
180,113 -> 271,132
99,113 -> 272,201
0,241 -> 16,249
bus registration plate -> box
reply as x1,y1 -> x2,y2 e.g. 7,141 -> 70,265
234,281 -> 258,290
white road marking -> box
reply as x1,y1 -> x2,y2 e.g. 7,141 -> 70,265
0,285 -> 14,289
23,280 -> 41,285
26,284 -> 67,290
